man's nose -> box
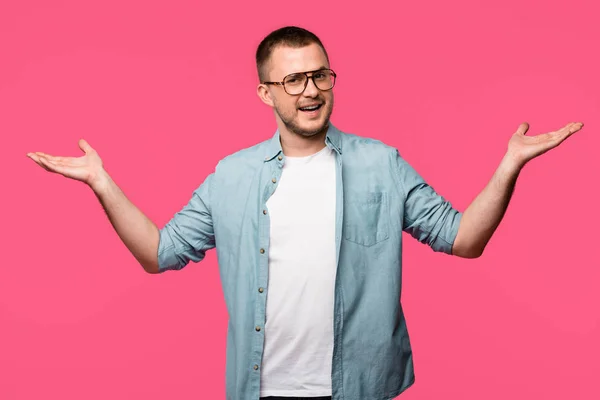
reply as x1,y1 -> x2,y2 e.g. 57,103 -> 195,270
302,76 -> 319,97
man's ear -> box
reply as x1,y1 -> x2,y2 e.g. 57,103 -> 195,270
256,83 -> 275,107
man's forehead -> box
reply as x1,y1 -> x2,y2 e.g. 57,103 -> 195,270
269,43 -> 329,77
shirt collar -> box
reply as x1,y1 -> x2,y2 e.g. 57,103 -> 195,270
263,123 -> 343,162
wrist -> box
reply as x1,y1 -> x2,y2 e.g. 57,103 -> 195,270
493,153 -> 523,187
88,169 -> 112,196
501,151 -> 525,176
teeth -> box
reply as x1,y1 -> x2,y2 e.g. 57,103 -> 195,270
301,104 -> 320,111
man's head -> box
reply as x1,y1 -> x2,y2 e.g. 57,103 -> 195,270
256,26 -> 335,139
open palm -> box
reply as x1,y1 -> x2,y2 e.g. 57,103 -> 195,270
27,139 -> 105,187
508,121 -> 584,167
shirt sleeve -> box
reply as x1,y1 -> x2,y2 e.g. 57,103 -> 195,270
390,149 -> 462,254
157,172 -> 216,272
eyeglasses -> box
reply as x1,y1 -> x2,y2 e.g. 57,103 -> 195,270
262,68 -> 337,95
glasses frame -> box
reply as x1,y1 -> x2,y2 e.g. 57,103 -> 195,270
262,68 -> 337,95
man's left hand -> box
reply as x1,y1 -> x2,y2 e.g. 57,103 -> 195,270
506,121 -> 584,169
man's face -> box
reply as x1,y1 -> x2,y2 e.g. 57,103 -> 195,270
259,43 -> 334,138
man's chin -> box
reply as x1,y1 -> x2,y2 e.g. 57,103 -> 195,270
293,126 -> 326,138
289,118 -> 329,138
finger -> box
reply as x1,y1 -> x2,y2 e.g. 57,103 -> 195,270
33,152 -> 64,163
569,122 -> 584,133
28,154 -> 52,172
515,122 -> 530,136
31,151 -> 81,166
37,156 -> 57,172
79,139 -> 93,154
33,152 -> 69,164
554,122 -> 583,140
28,153 -> 45,164
38,156 -> 71,175
33,151 -> 54,158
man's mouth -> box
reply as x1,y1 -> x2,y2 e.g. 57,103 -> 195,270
298,103 -> 323,112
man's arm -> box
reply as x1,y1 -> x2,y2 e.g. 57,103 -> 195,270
451,154 -> 518,258
452,121 -> 583,258
29,139 -> 216,273
28,139 -> 161,274
92,171 -> 161,273
392,149 -> 463,255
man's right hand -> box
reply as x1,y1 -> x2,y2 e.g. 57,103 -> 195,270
27,139 -> 108,192
27,138 -> 161,273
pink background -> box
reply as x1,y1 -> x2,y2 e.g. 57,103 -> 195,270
1,0 -> 599,399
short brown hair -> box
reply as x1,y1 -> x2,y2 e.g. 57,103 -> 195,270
256,26 -> 330,82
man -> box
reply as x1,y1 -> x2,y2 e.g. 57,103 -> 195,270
28,26 -> 582,400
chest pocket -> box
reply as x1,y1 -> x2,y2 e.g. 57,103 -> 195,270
343,191 -> 390,247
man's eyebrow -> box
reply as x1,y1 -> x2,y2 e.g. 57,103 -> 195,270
288,66 -> 329,75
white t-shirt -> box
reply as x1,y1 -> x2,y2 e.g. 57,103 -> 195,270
260,145 -> 338,397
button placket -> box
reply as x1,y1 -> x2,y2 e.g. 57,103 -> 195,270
254,159 -> 281,377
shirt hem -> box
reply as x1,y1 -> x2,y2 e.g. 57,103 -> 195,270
259,389 -> 332,397
382,376 -> 416,400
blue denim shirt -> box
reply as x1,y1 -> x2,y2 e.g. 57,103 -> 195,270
157,123 -> 462,400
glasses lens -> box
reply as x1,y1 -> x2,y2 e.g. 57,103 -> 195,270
313,70 -> 335,91
283,73 -> 308,95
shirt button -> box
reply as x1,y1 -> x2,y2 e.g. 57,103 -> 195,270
271,178 -> 277,183
260,248 -> 265,254
263,209 -> 267,215
277,155 -> 283,161
253,364 -> 259,370
255,326 -> 261,332
258,287 -> 264,293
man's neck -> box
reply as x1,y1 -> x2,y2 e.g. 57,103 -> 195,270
279,125 -> 328,157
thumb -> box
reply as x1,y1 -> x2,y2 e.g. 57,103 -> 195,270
515,122 -> 530,136
78,139 -> 93,154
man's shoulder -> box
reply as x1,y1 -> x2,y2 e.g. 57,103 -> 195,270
340,129 -> 398,157
215,136 -> 271,171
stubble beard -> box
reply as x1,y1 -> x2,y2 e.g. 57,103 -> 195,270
274,99 -> 334,138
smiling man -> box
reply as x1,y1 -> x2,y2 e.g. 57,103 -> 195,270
28,26 -> 583,400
